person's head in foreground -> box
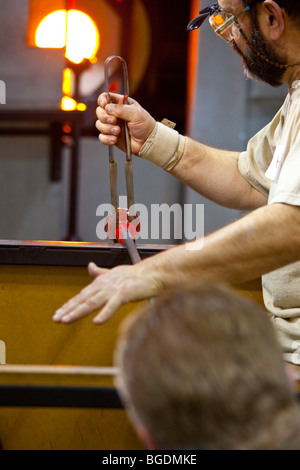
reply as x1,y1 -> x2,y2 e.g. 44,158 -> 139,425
114,283 -> 300,450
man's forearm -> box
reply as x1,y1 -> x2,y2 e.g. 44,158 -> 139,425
136,122 -> 267,211
53,203 -> 300,325
139,203 -> 300,290
170,137 -> 267,211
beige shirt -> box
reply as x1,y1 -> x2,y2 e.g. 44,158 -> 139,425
238,81 -> 300,363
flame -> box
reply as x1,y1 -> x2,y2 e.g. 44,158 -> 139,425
62,67 -> 73,95
60,96 -> 77,111
35,10 -> 66,48
35,9 -> 100,64
60,96 -> 87,111
61,66 -> 87,111
76,102 -> 87,111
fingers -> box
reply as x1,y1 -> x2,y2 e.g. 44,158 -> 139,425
52,264 -> 136,325
92,293 -> 123,325
53,260 -> 162,326
96,99 -> 135,126
95,103 -> 121,146
97,92 -> 127,107
96,92 -> 134,123
88,261 -> 105,279
53,266 -> 109,324
53,290 -> 107,324
53,296 -> 100,324
95,93 -> 134,147
96,93 -> 156,155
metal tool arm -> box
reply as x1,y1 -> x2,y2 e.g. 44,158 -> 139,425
103,56 -> 139,261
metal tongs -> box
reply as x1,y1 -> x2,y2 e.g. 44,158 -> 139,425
104,55 -> 141,264
104,56 -> 134,220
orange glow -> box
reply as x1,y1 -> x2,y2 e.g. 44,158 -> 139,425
186,0 -> 200,135
62,67 -> 73,95
35,10 -> 66,48
60,96 -> 87,112
76,102 -> 87,111
61,96 -> 77,111
35,9 -> 100,64
211,14 -> 226,28
33,240 -> 98,246
65,10 -> 99,64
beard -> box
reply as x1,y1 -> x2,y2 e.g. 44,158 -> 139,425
231,17 -> 287,87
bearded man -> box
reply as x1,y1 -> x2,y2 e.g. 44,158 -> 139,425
54,1 -> 300,365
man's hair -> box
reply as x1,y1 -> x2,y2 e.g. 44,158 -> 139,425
114,283 -> 300,450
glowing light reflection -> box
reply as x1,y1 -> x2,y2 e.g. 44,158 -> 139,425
35,9 -> 100,64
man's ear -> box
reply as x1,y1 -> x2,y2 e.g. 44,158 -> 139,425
284,362 -> 298,392
135,423 -> 160,450
259,0 -> 285,40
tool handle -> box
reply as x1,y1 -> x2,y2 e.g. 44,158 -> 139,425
117,224 -> 141,265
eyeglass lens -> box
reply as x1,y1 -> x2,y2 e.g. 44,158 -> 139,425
209,12 -> 235,42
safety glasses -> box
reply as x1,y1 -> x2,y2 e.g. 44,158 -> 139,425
187,2 -> 251,43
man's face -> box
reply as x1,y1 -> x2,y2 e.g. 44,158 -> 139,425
219,0 -> 286,87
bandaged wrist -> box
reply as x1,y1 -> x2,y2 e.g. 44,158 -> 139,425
138,121 -> 186,171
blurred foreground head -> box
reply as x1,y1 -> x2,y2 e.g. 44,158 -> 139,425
114,282 -> 300,450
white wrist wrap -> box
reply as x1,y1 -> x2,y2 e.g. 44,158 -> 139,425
138,122 -> 186,171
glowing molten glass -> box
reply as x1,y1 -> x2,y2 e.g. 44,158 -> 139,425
35,9 -> 100,64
